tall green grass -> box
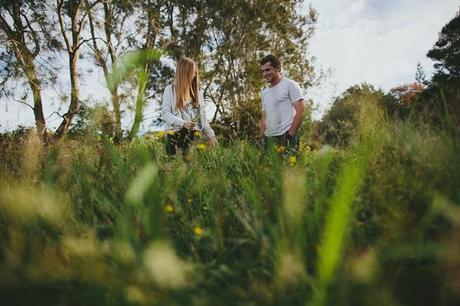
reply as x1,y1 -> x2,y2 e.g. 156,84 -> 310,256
0,108 -> 459,305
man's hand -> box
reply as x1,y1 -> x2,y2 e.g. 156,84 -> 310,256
209,137 -> 219,148
259,121 -> 266,133
288,100 -> 304,137
184,121 -> 196,130
259,111 -> 266,135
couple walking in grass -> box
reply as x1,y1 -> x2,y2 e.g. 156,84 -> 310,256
162,55 -> 305,155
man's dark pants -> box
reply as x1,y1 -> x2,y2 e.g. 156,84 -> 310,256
264,130 -> 300,154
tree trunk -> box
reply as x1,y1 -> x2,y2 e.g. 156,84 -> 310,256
87,1 -> 122,141
54,0 -> 84,139
0,3 -> 47,142
55,51 -> 80,137
24,54 -> 47,141
112,90 -> 122,141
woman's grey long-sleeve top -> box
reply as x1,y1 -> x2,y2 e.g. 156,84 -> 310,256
162,84 -> 216,139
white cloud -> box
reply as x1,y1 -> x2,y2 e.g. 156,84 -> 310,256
307,0 -> 460,117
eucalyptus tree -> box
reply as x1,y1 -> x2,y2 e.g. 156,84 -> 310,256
128,0 -> 164,140
0,0 -> 96,141
85,0 -> 136,141
0,0 -> 51,140
85,0 -> 167,140
54,0 -> 94,138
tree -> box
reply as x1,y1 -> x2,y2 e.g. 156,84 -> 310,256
0,0 -> 50,140
415,62 -> 429,87
128,0 -> 163,140
423,9 -> 460,127
390,83 -> 424,105
319,84 -> 387,148
0,0 -> 92,141
385,82 -> 424,121
85,0 -> 135,141
427,8 -> 460,82
85,0 -> 170,141
54,0 -> 90,138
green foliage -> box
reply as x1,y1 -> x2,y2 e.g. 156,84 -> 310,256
427,9 -> 460,82
1,110 -> 459,305
108,49 -> 163,92
318,84 -> 388,148
385,9 -> 460,129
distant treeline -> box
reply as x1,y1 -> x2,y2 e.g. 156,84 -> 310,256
313,9 -> 460,149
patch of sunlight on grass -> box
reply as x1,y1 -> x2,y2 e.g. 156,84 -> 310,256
125,162 -> 158,206
143,241 -> 194,289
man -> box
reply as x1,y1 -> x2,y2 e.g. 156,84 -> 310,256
259,54 -> 304,153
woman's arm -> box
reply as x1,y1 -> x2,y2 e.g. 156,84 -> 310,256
162,85 -> 188,128
199,93 -> 217,141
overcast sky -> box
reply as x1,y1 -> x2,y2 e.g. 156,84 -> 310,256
1,0 -> 459,129
307,0 -> 460,116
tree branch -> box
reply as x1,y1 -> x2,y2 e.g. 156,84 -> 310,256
57,0 -> 71,51
76,0 -> 93,39
0,13 -> 15,38
46,111 -> 65,120
13,97 -> 34,110
0,15 -> 26,67
75,37 -> 97,51
85,0 -> 108,58
21,12 -> 40,58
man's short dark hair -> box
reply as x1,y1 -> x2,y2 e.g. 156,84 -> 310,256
260,54 -> 281,69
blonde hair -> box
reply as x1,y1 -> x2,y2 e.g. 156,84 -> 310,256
174,57 -> 200,110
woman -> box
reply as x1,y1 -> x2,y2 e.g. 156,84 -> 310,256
162,57 -> 218,155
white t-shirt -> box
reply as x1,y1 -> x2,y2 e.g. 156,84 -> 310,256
261,77 -> 304,136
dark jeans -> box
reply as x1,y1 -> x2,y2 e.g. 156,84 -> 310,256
165,128 -> 197,155
264,131 -> 299,154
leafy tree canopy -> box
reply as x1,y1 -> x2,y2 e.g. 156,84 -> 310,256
427,9 -> 460,82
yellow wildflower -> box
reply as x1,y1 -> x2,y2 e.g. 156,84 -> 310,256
275,145 -> 286,154
157,131 -> 165,137
194,131 -> 201,137
193,226 -> 204,236
196,143 -> 206,151
164,204 -> 175,213
167,131 -> 175,135
288,155 -> 297,166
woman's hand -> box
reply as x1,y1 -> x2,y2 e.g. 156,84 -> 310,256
209,137 -> 219,148
184,121 -> 196,130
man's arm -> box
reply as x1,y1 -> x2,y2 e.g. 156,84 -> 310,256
259,111 -> 266,135
288,100 -> 304,136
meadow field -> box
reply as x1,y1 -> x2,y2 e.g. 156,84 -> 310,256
1,1 -> 459,305
1,105 -> 459,306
